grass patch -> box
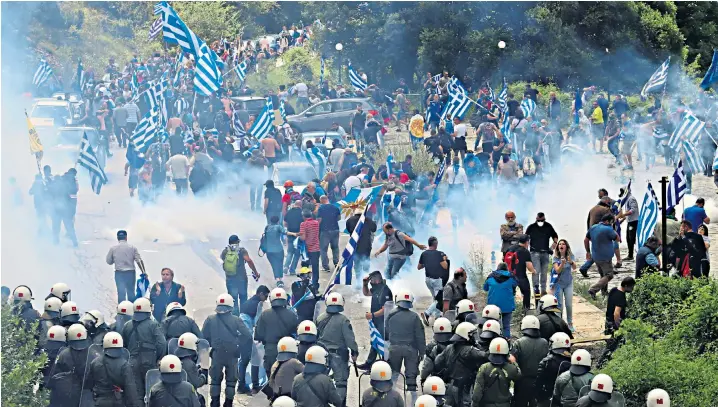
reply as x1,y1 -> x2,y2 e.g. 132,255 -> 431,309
574,279 -> 608,310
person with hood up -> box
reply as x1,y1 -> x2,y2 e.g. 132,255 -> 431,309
471,337 -> 522,407
552,349 -> 595,407
483,262 -> 518,337
361,361 -> 405,407
535,332 -> 573,407
510,316 -> 549,407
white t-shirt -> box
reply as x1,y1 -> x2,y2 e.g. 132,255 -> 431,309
166,154 -> 190,179
455,123 -> 467,139
343,175 -> 362,192
329,148 -> 345,171
294,83 -> 309,98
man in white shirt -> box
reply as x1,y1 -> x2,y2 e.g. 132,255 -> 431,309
328,139 -> 345,172
452,117 -> 468,162
166,153 -> 190,195
343,168 -> 364,193
293,82 -> 309,111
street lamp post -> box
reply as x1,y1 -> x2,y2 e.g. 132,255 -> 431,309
335,42 -> 343,85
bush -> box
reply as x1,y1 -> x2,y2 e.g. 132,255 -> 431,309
625,274 -> 701,335
374,143 -> 436,176
667,280 -> 718,354
1,305 -> 48,407
245,47 -> 323,95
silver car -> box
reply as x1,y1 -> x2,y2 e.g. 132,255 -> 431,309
287,98 -> 381,133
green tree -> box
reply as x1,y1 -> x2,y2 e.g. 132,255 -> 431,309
1,305 -> 48,407
676,2 -> 718,71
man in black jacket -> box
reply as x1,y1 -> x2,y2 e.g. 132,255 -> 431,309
671,220 -> 707,278
346,208 -> 378,282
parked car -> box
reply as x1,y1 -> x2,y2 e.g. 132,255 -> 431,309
30,98 -> 84,139
272,161 -> 318,195
48,126 -> 106,170
300,131 -> 348,152
286,98 -> 381,133
230,96 -> 267,123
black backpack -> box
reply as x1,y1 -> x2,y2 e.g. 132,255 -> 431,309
393,231 -> 414,256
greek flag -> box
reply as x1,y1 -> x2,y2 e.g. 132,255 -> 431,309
74,58 -> 86,93
304,145 -> 327,176
183,129 -> 194,144
497,77 -> 508,112
146,80 -> 169,125
441,83 -> 472,120
348,62 -> 367,91
234,60 -> 248,82
173,52 -> 185,87
249,98 -> 274,140
501,109 -> 517,152
232,109 -> 246,137
667,161 -> 687,211
131,72 -> 139,96
641,57 -> 670,98
419,160 -> 446,223
279,100 -> 288,123
667,113 -> 705,151
618,179 -> 632,210
319,56 -> 325,88
700,50 -> 718,90
386,151 -> 394,176
174,97 -> 189,116
135,274 -> 150,299
131,109 -> 161,153
77,132 -> 108,195
324,204 -> 369,297
368,320 -> 386,359
148,16 -> 163,40
637,182 -> 660,248
486,81 -> 495,101
33,59 -> 53,87
520,98 -> 536,118
335,185 -> 383,210
682,139 -> 704,174
193,44 -> 223,96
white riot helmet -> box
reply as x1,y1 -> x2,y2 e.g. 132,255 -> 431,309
422,376 -> 446,396
455,299 -> 475,315
549,332 -> 572,354
277,337 -> 299,362
60,301 -> 81,324
395,289 -> 414,309
117,301 -> 134,316
272,396 -> 297,407
215,294 -> 234,313
488,337 -> 510,364
588,373 -> 614,404
81,310 -> 105,329
165,302 -> 186,317
176,332 -> 199,358
479,319 -> 502,341
12,285 -> 33,302
132,298 -> 152,321
44,297 -> 63,318
303,346 -> 329,374
369,360 -> 393,393
451,321 -> 478,342
47,325 -> 67,343
159,355 -> 183,383
415,394 -> 438,407
67,323 -> 90,350
569,349 -> 592,375
103,331 -> 125,358
50,283 -> 71,302
478,304 -> 501,327
325,292 -> 345,313
297,320 -> 318,342
539,294 -> 559,311
520,315 -> 541,337
646,389 -> 670,407
432,317 -> 453,343
270,288 -> 289,307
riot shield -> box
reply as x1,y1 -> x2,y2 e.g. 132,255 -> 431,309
145,369 -> 162,407
197,339 -> 210,370
113,314 -> 131,332
313,300 -> 326,322
383,301 -> 395,361
443,310 -> 457,323
168,338 -> 179,355
578,386 -> 626,407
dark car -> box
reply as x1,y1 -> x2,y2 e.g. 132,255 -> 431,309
286,98 -> 382,133
230,96 -> 268,123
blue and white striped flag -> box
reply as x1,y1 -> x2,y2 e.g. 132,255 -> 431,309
700,50 -> 718,90
324,204 -> 369,297
234,60 -> 248,82
174,97 -> 189,116
131,109 -> 161,153
667,113 -> 705,151
682,139 -> 704,174
419,160 -> 446,223
74,58 -> 86,93
348,62 -> 367,91
295,238 -> 309,262
146,80 -> 169,125
183,129 -> 194,144
319,56 -> 325,89
173,51 -> 185,87
304,145 -> 327,176
520,98 -> 536,118
486,81 -> 495,101
135,274 -> 150,299
33,59 -> 53,87
232,108 -> 247,137
713,145 -> 718,171
667,161 -> 687,212
497,77 -> 508,112
335,185 -> 383,210
131,72 -> 139,96
77,132 -> 108,195
368,320 -> 386,359
249,98 -> 274,140
149,16 -> 163,40
386,151 -> 394,177
641,57 -> 670,98
279,100 -> 288,123
441,86 -> 471,120
618,179 -> 632,210
637,182 -> 660,248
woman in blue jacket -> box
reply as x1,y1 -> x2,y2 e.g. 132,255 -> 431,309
483,262 -> 518,338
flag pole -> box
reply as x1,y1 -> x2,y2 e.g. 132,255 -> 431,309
659,176 -> 669,274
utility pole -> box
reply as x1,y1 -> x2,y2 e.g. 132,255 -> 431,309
659,176 -> 669,274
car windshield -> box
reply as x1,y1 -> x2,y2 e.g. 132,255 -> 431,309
276,166 -> 316,185
244,99 -> 266,112
303,135 -> 340,150
31,105 -> 70,122
58,129 -> 99,147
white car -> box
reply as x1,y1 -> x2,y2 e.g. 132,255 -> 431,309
271,161 -> 318,195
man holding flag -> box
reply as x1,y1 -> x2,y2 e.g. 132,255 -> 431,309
357,270 -> 393,370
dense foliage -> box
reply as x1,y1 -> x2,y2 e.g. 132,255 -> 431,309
1,305 -> 49,407
601,275 -> 718,406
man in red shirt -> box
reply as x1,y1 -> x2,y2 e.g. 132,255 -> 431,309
298,210 -> 321,290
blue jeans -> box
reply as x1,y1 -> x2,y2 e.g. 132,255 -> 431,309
555,280 -> 574,325
308,251 -> 320,289
284,236 -> 301,275
114,271 -> 136,303
266,251 -> 285,280
320,230 -> 340,270
424,277 -> 444,318
239,314 -> 267,388
226,276 -> 248,316
385,257 -> 407,280
501,312 -> 512,338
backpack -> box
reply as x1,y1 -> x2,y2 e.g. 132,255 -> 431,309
503,251 -> 519,274
289,190 -> 302,204
223,247 -> 241,275
258,227 -> 268,257
523,156 -> 536,175
393,231 -> 414,256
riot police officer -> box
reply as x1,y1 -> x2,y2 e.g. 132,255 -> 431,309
434,322 -> 488,407
451,299 -> 477,330
49,323 -> 95,407
553,349 -> 595,407
536,332 -> 572,407
39,297 -> 63,348
163,302 -> 202,340
81,310 -> 111,345
175,332 -> 208,402
477,320 -> 502,351
646,389 -> 670,407
267,336 -> 305,400
291,345 -> 343,407
273,396 -> 297,407
296,320 -> 318,364
121,297 -> 167,397
422,376 -> 447,406
385,289 -> 425,396
42,325 -> 66,388
471,337 -> 522,407
148,355 -> 201,407
10,285 -> 41,327
202,293 -> 252,406
537,295 -> 573,340
316,292 -> 359,406
510,315 -> 549,407
47,282 -> 71,302
256,288 -> 299,379
361,360 -> 404,407
575,374 -> 615,407
420,317 -> 452,382
60,301 -> 81,327
111,300 -> 133,332
87,331 -> 141,407
476,304 -> 501,330
415,395 -> 440,407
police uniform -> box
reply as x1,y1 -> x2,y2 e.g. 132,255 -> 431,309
434,337 -> 488,406
39,313 -> 60,348
291,371 -> 342,407
537,309 -> 573,340
12,302 -> 41,330
149,382 -> 202,407
163,313 -> 203,340
121,315 -> 167,394
385,305 -> 425,391
361,388 -> 405,407
88,355 -> 141,407
536,351 -> 571,406
554,370 -> 595,407
471,361 -> 522,407
255,300 -> 299,375
50,345 -> 95,406
419,317 -> 453,383
510,322 -> 549,407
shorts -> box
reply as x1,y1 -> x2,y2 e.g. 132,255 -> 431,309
621,140 -> 635,155
453,137 -> 467,152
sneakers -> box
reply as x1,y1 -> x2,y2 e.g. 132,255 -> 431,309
579,269 -> 589,278
568,324 -> 576,333
623,256 -> 634,262
356,361 -> 373,371
276,280 -> 284,288
236,384 -> 251,395
420,312 -> 430,327
588,291 -> 598,301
